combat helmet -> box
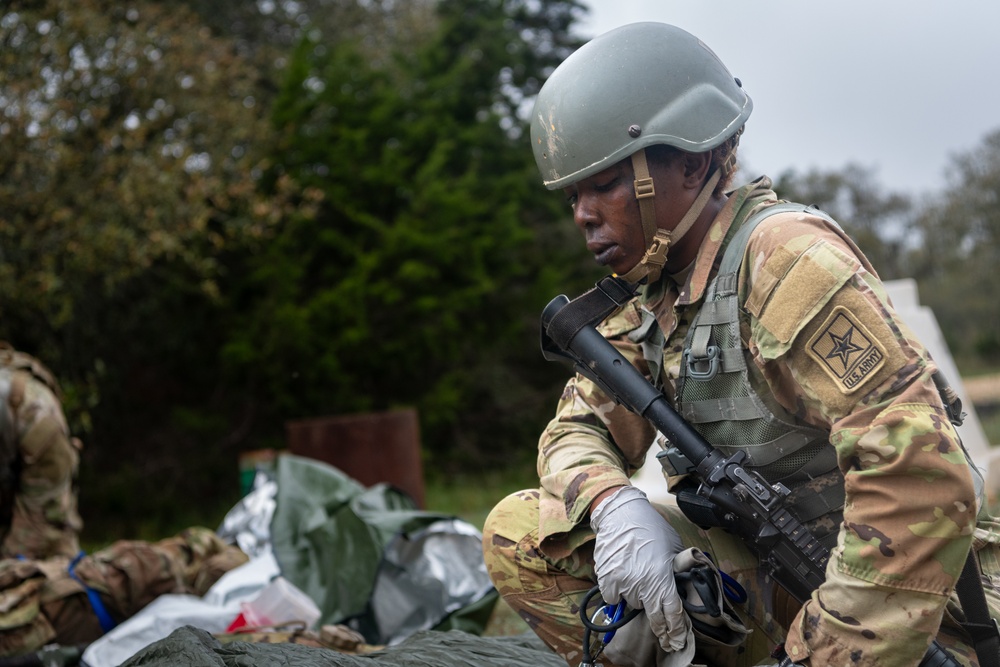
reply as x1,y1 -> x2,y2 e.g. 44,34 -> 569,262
530,22 -> 752,283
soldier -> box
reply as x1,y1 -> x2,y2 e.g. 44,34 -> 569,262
0,341 -> 83,559
482,22 -> 1000,667
0,526 -> 248,656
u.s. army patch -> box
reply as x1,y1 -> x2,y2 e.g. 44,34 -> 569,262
806,305 -> 886,393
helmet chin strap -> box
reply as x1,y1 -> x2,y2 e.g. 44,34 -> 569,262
619,149 -> 722,285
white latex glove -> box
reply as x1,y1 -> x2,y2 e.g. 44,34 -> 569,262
590,485 -> 691,653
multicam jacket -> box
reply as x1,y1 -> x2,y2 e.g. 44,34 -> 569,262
536,176 -> 979,665
0,343 -> 82,560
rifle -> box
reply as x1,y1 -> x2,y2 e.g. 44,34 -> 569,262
540,278 -> 960,667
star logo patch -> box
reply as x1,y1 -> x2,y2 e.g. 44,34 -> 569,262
807,306 -> 885,393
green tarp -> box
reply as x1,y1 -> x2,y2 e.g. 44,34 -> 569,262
120,626 -> 566,667
268,455 -> 496,643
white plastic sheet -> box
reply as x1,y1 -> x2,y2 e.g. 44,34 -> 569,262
81,551 -> 280,667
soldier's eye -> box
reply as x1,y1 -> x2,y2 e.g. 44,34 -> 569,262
594,177 -> 619,192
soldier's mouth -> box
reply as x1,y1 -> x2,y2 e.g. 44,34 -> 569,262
588,243 -> 618,266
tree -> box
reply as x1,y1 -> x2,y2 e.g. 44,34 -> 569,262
0,0 -> 596,538
0,0 -> 292,535
909,129 -> 1000,366
224,0 -> 590,469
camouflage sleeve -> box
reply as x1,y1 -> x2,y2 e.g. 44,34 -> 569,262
2,371 -> 82,559
743,211 -> 976,666
536,299 -> 658,559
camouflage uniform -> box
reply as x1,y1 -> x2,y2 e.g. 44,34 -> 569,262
0,342 -> 82,559
483,177 -> 1000,666
0,526 -> 248,656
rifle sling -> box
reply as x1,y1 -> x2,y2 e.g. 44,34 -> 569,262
956,551 -> 1000,667
545,276 -> 637,351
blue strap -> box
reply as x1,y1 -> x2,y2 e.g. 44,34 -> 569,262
720,569 -> 748,604
700,550 -> 749,604
67,550 -> 118,634
602,599 -> 626,644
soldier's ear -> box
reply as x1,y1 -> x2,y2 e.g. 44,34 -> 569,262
682,152 -> 711,186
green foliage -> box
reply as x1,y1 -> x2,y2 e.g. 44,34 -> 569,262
908,129 -> 1000,367
0,0 -> 595,541
0,0 -> 291,536
0,0 -> 280,385
224,0 -> 591,470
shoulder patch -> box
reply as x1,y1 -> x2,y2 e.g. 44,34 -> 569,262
806,305 -> 887,393
755,240 -> 857,346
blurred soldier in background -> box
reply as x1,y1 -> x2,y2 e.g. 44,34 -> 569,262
0,341 -> 82,560
0,526 -> 248,657
0,343 -> 252,657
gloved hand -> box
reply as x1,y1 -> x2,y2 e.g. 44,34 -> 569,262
590,485 -> 691,653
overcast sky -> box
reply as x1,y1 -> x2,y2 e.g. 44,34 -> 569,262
574,1 -> 1000,198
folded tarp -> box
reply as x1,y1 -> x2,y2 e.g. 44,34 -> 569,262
82,454 -> 497,665
119,626 -> 566,667
269,454 -> 497,644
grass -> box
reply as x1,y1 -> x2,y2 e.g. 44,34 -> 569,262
76,457 -> 537,553
423,464 -> 537,531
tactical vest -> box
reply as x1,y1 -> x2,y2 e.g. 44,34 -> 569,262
663,202 -> 987,549
670,203 -> 847,549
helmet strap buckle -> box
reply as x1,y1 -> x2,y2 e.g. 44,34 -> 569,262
643,230 -> 672,270
634,177 -> 655,200
620,230 -> 672,284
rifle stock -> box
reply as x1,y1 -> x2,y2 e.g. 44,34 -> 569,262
541,289 -> 958,667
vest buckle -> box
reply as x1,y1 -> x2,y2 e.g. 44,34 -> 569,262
685,346 -> 720,381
